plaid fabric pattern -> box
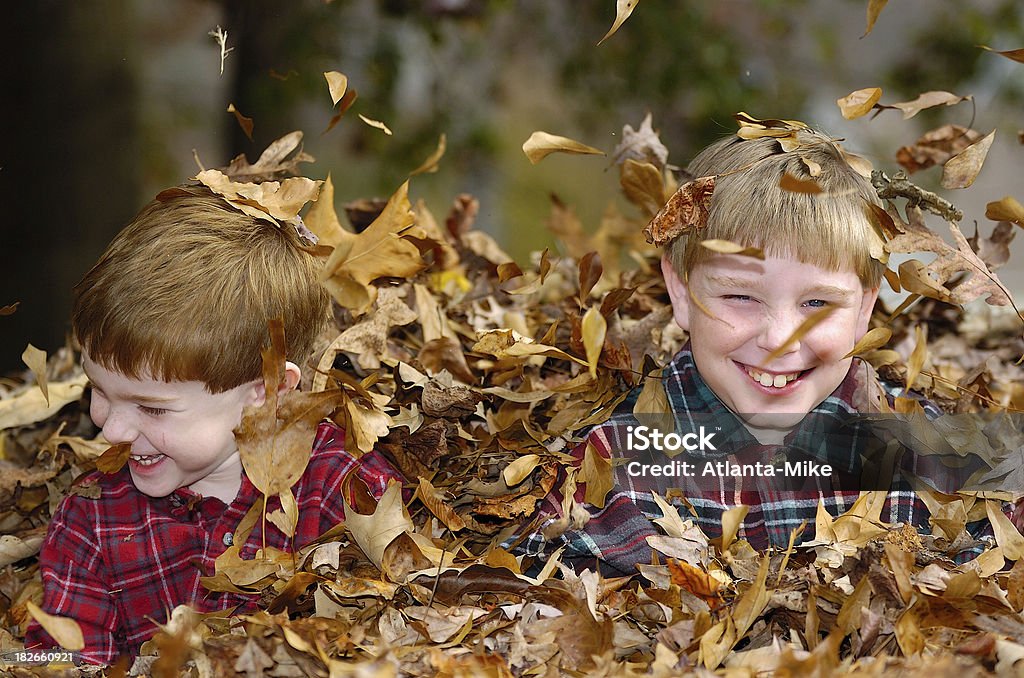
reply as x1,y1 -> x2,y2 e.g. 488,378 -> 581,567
25,421 -> 401,665
510,345 -> 993,577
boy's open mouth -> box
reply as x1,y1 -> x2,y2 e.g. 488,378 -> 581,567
130,453 -> 166,467
738,363 -> 811,389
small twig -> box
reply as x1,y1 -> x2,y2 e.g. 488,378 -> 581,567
871,170 -> 963,222
208,25 -> 234,76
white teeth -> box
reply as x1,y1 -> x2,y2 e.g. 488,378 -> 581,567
131,454 -> 163,466
746,368 -> 801,388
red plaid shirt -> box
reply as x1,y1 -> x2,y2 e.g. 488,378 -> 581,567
25,421 -> 401,665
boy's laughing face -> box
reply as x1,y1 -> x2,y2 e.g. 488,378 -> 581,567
81,355 -> 266,504
663,253 -> 879,429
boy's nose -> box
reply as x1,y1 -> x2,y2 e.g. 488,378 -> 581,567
756,311 -> 801,355
101,409 -> 138,445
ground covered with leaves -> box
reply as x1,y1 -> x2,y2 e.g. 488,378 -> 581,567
2,90 -> 1024,678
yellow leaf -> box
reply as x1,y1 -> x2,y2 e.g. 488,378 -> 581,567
837,87 -> 882,119
759,307 -> 836,368
863,0 -> 889,37
416,477 -> 466,532
941,129 -> 995,189
410,133 -> 447,176
522,131 -> 604,164
699,239 -> 765,259
887,91 -> 972,119
905,323 -> 928,391
986,195 -> 1024,227
343,480 -> 413,570
266,487 -> 299,537
358,113 -> 392,135
26,601 -> 84,651
21,343 -> 49,406
194,170 -> 323,222
620,159 -> 667,217
323,70 -> 348,105
343,397 -> 392,455
0,373 -> 88,430
320,181 -> 427,314
304,173 -> 351,248
581,306 -> 607,378
502,454 -> 541,486
779,172 -> 823,194
987,500 -> 1024,560
719,505 -> 749,551
581,442 -> 613,509
843,327 -> 892,358
598,0 -> 640,45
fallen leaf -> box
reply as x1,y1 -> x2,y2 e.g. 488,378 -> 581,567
304,173 -> 350,247
941,130 -> 995,189
837,87 -> 882,119
324,71 -> 348,105
581,306 -> 607,378
343,480 -> 413,570
0,373 -> 88,430
26,601 -> 84,651
0,533 -> 44,567
863,0 -> 888,36
359,114 -> 393,135
21,344 -> 49,406
522,131 -> 604,165
643,175 -> 716,246
844,327 -> 892,358
986,196 -> 1024,227
987,500 -> 1024,560
668,558 -> 723,606
226,103 -> 254,141
580,442 -> 613,508
598,0 -> 639,45
503,454 -> 541,487
410,133 -> 447,176
416,477 -> 466,532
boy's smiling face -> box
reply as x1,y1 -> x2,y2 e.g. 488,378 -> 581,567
82,355 -> 265,504
663,253 -> 879,429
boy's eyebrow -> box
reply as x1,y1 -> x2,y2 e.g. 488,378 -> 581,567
805,285 -> 855,300
703,276 -> 857,300
703,275 -> 761,290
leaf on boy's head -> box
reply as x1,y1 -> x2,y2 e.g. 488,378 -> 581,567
643,175 -> 715,247
699,239 -> 765,260
779,172 -> 823,194
217,130 -> 314,182
734,112 -> 809,152
96,442 -> 132,474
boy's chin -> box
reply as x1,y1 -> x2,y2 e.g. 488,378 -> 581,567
735,411 -> 808,431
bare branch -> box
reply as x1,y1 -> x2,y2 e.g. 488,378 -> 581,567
871,169 -> 963,222
208,25 -> 234,76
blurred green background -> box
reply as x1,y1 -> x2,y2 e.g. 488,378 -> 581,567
2,0 -> 1022,374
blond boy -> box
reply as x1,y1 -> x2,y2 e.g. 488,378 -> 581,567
25,186 -> 402,664
512,128 -> 982,575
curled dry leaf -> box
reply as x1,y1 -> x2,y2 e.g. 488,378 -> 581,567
643,175 -> 715,246
597,0 -> 639,45
195,169 -> 323,224
620,159 -> 668,218
0,302 -> 18,316
343,480 -> 413,570
522,131 -> 605,165
844,327 -> 892,358
410,133 -> 447,176
941,130 -> 995,189
417,477 -> 466,532
699,239 -> 765,260
21,344 -> 48,406
358,113 -> 393,136
324,89 -> 358,135
878,91 -> 972,120
323,71 -> 348,105
226,103 -> 254,141
979,45 -> 1024,64
503,454 -> 541,486
896,124 -> 983,173
837,87 -> 882,119
217,130 -> 315,182
986,196 -> 1024,227
863,0 -> 888,36
610,112 -> 669,170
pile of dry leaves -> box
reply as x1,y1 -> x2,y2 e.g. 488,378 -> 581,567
1,97 -> 1023,677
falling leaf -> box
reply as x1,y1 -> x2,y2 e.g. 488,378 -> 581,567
95,442 -> 132,474
610,112 -> 669,169
227,103 -> 253,141
760,307 -> 835,368
522,131 -> 605,165
343,480 -> 413,570
217,130 -> 314,182
320,181 -> 427,314
979,45 -> 1024,63
358,114 -> 393,135
578,251 -> 603,299
26,601 -> 85,651
643,175 -> 716,246
880,91 -> 972,120
324,71 -> 348,105
904,323 -> 928,391
837,87 -> 882,119
598,0 -> 639,45
580,442 -> 613,509
0,302 -> 18,316
21,344 -> 48,406
324,89 -> 358,135
620,159 -> 667,217
410,133 -> 447,176
304,173 -> 350,247
941,130 -> 995,189
843,327 -> 892,358
986,196 -> 1024,227
699,239 -> 765,259
581,306 -> 607,378
863,0 -> 888,36
896,124 -> 982,173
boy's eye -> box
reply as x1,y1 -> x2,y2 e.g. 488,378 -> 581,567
139,405 -> 169,416
804,299 -> 829,308
723,294 -> 753,302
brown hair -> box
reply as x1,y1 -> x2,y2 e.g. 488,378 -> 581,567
73,185 -> 330,392
666,130 -> 884,288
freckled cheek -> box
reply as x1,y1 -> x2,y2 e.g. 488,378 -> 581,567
89,397 -> 109,428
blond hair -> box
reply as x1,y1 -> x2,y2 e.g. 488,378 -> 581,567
667,130 -> 883,288
73,185 -> 330,392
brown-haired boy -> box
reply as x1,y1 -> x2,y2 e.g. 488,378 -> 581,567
512,126 -> 994,575
25,186 -> 402,663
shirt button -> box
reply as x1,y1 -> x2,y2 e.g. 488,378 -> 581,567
222,532 -> 234,546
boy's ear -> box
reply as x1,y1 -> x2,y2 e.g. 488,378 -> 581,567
248,361 -> 302,407
856,286 -> 881,338
661,254 -> 691,331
